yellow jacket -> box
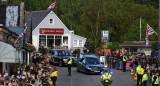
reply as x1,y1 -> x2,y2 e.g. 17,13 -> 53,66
138,68 -> 144,75
50,71 -> 58,77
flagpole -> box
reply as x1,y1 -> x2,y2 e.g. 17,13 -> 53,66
147,24 -> 158,36
140,17 -> 141,41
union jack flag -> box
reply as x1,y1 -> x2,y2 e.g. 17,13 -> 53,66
15,25 -> 27,43
145,24 -> 155,47
47,1 -> 56,10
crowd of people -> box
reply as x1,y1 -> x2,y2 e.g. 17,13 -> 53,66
0,49 -> 58,86
104,50 -> 160,86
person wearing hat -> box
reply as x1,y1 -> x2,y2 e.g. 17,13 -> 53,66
67,56 -> 72,76
136,64 -> 142,86
142,70 -> 148,86
152,72 -> 159,86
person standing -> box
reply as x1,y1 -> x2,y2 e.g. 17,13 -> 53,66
152,72 -> 159,86
50,67 -> 58,86
137,65 -> 144,86
142,70 -> 148,86
122,54 -> 127,72
67,56 -> 72,76
115,51 -> 120,70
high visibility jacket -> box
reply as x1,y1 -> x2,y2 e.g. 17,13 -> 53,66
138,68 -> 144,75
129,56 -> 133,59
101,72 -> 112,82
123,56 -> 127,62
31,84 -> 35,86
142,74 -> 148,82
67,57 -> 72,64
136,66 -> 141,74
39,82 -> 42,86
152,75 -> 159,85
50,71 -> 58,77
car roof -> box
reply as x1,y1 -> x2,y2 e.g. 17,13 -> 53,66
80,54 -> 97,58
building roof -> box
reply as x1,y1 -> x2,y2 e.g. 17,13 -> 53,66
32,10 -> 50,31
120,41 -> 154,47
7,27 -> 24,35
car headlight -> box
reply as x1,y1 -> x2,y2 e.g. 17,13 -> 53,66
86,66 -> 91,70
63,59 -> 67,62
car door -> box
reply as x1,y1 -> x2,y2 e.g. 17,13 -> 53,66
51,50 -> 58,63
79,58 -> 86,72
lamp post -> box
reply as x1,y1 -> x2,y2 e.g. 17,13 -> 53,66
158,0 -> 160,66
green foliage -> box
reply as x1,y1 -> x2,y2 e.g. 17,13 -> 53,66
1,0 -> 159,48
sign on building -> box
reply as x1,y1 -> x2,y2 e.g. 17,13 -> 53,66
101,30 -> 109,43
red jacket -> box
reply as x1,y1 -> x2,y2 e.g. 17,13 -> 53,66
115,53 -> 120,60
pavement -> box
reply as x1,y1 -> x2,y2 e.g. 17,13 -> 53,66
55,66 -> 136,86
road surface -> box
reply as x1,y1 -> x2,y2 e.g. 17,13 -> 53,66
55,66 -> 136,86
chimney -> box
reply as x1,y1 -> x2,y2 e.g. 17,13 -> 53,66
19,2 -> 24,27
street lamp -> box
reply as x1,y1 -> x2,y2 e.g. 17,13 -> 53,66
158,0 -> 160,66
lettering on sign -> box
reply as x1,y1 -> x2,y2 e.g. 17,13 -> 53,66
40,28 -> 64,34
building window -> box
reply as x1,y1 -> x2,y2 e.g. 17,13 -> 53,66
73,40 -> 83,47
73,40 -> 77,47
79,40 -> 83,47
50,18 -> 54,24
39,35 -> 46,47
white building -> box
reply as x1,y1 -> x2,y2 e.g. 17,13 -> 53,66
31,10 -> 86,50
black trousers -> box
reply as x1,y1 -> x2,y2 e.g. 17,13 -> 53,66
68,64 -> 72,75
137,74 -> 142,86
51,76 -> 57,86
142,81 -> 147,86
123,61 -> 126,72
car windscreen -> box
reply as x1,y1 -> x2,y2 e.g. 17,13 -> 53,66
85,58 -> 100,65
57,50 -> 71,56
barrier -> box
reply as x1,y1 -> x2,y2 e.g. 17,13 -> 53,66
126,61 -> 132,70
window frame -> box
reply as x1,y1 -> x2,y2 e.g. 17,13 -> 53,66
49,18 -> 54,25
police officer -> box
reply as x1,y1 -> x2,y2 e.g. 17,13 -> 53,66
67,56 -> 72,76
101,71 -> 112,85
136,64 -> 142,86
152,72 -> 159,86
123,54 -> 127,72
142,70 -> 148,86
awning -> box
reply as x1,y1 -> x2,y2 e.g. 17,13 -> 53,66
0,42 -> 19,63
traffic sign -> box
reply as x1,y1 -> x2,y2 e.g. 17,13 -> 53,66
103,42 -> 112,45
102,45 -> 108,48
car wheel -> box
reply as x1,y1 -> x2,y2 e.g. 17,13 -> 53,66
59,60 -> 63,67
77,67 -> 80,72
84,69 -> 88,75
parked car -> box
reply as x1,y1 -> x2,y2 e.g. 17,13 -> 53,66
48,49 -> 77,66
77,54 -> 104,74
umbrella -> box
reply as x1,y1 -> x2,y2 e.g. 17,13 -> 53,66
0,42 -> 19,63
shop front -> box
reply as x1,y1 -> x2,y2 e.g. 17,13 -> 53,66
39,28 -> 69,48
31,11 -> 86,50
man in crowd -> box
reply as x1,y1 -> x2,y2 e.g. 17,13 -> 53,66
115,51 -> 120,70
122,54 -> 127,72
152,72 -> 159,86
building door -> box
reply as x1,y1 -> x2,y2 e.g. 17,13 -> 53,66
47,35 -> 54,48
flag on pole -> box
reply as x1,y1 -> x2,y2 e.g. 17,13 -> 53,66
15,25 -> 27,43
47,1 -> 56,10
145,24 -> 155,47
